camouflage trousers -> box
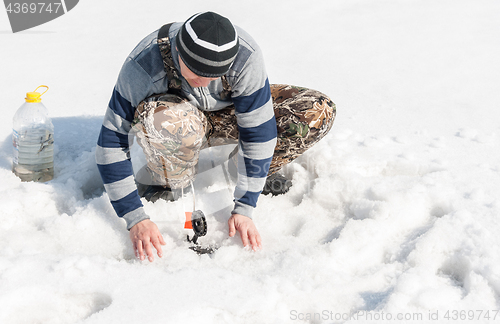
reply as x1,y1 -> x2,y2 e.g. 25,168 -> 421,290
131,84 -> 336,189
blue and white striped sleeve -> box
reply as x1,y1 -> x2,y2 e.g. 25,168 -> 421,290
231,45 -> 277,218
96,57 -> 157,229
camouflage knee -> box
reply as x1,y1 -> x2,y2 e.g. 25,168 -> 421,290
131,93 -> 207,189
269,84 -> 336,174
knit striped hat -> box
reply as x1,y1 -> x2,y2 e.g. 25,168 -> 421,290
177,12 -> 239,77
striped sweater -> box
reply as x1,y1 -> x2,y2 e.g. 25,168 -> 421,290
96,22 -> 277,229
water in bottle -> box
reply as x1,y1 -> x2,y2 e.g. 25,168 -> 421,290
12,85 -> 54,182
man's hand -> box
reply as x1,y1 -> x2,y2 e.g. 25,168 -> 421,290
228,214 -> 262,251
129,219 -> 166,262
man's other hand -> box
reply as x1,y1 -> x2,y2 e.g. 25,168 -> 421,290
129,219 -> 166,262
228,213 -> 262,251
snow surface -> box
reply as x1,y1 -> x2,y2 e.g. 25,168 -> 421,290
1,0 -> 500,323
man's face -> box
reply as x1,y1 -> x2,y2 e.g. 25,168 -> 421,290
179,55 -> 218,88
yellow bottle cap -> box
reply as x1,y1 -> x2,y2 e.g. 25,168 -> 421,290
25,85 -> 49,103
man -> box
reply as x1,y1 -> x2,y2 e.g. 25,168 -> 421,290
97,12 -> 335,262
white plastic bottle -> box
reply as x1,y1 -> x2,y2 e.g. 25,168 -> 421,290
12,85 -> 54,182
